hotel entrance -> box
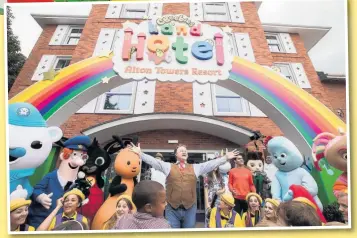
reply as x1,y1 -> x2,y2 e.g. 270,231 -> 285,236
103,150 -> 213,225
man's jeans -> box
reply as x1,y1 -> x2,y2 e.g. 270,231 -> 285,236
165,203 -> 197,228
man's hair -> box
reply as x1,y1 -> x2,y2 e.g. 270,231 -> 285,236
174,144 -> 187,155
277,201 -> 322,226
132,180 -> 164,210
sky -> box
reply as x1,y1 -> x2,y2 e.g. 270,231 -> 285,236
7,0 -> 347,74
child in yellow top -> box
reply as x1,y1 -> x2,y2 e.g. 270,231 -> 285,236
242,193 -> 262,227
37,188 -> 89,231
10,196 -> 35,231
209,193 -> 243,228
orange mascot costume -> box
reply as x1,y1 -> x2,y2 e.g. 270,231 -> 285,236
91,136 -> 140,230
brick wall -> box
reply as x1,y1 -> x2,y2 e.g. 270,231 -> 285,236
9,25 -> 76,98
123,129 -> 239,150
9,2 -> 346,145
321,82 -> 347,122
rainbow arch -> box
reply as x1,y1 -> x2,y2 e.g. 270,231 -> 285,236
9,55 -> 346,204
9,55 -> 345,143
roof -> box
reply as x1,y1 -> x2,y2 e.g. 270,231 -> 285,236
31,14 -> 88,28
317,71 -> 346,83
262,23 -> 331,52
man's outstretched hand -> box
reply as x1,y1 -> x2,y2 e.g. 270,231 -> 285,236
128,143 -> 142,156
225,148 -> 240,160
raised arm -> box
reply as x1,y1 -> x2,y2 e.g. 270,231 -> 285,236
194,157 -> 228,178
128,143 -> 171,177
194,149 -> 239,178
37,198 -> 63,231
140,153 -> 171,177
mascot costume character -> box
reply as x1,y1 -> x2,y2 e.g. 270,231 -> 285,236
283,184 -> 327,223
312,129 -> 347,197
9,102 -> 63,198
28,135 -> 91,228
266,136 -> 323,211
79,138 -> 112,224
246,151 -> 271,200
91,136 -> 141,230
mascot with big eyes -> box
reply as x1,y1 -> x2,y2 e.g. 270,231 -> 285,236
79,138 -> 112,225
27,135 -> 91,228
91,136 -> 141,230
312,129 -> 348,197
266,136 -> 323,211
9,103 -> 63,198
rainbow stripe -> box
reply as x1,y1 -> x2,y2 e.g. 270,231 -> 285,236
10,55 -> 345,143
230,57 -> 346,145
10,56 -> 117,120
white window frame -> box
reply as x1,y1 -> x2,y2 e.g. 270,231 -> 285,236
202,2 -> 231,22
211,84 -> 250,116
273,63 -> 299,85
53,56 -> 72,71
120,3 -> 150,19
63,26 -> 83,46
265,33 -> 285,53
95,82 -> 138,114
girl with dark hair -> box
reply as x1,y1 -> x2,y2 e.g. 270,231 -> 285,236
103,195 -> 136,229
242,193 -> 262,227
37,188 -> 89,231
204,165 -> 225,227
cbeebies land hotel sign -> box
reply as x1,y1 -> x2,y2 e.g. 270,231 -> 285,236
112,14 -> 234,83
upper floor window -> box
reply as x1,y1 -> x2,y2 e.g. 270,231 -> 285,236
120,4 -> 149,19
203,2 -> 230,22
96,82 -> 137,113
31,55 -> 72,81
266,34 -> 283,53
265,32 -> 297,54
53,56 -> 71,71
65,27 -> 83,45
273,63 -> 298,85
212,85 -> 250,116
190,2 -> 245,23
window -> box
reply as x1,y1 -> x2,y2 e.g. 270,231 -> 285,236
203,2 -> 230,22
64,27 -> 83,45
96,82 -> 137,113
212,85 -> 249,115
265,34 -> 284,53
120,4 -> 149,19
273,63 -> 298,85
53,57 -> 71,71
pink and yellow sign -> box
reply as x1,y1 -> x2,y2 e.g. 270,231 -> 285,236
112,15 -> 234,83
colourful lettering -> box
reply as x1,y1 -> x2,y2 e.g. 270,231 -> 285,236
172,36 -> 189,64
147,35 -> 170,53
190,24 -> 201,36
161,23 -> 173,35
176,25 -> 187,36
148,20 -> 158,35
191,41 -> 213,60
214,33 -> 224,66
122,28 -> 146,61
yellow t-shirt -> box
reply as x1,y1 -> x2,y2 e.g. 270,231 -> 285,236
242,212 -> 260,227
209,207 -> 244,228
48,212 -> 89,230
14,225 -> 35,231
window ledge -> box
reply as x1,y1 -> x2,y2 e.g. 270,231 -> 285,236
213,112 -> 251,117
94,110 -> 134,114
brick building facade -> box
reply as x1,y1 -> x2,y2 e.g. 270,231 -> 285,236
9,2 -> 346,214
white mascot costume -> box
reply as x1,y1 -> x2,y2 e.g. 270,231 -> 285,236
9,102 -> 63,198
